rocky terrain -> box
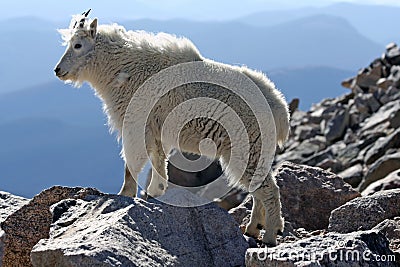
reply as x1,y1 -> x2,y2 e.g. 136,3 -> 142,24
278,42 -> 400,194
1,43 -> 400,266
242,42 -> 400,266
0,191 -> 29,266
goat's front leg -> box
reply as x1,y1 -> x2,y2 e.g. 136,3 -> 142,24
118,163 -> 138,197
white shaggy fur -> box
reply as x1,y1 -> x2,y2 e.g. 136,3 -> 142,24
55,13 -> 290,246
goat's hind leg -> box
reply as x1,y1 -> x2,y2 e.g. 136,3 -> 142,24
245,197 -> 266,239
247,173 -> 284,246
147,146 -> 169,198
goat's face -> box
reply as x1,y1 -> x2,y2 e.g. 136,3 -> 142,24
54,18 -> 97,83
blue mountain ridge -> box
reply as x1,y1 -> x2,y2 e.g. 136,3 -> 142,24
0,12 -> 381,94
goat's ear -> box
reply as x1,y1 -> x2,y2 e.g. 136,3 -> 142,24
90,18 -> 97,38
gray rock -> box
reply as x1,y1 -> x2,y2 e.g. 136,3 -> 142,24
343,137 -> 380,164
389,104 -> 400,128
228,195 -> 252,226
348,104 -> 369,128
359,131 -> 387,146
377,77 -> 393,90
373,217 -> 400,241
246,230 -> 397,267
364,128 -> 400,165
308,108 -> 325,124
355,144 -> 372,166
277,136 -> 326,163
372,217 -> 400,263
324,108 -> 349,143
0,230 -> 4,267
308,135 -> 328,151
288,98 -> 299,115
338,164 -> 364,188
243,235 -> 258,249
379,86 -> 400,105
386,42 -> 397,51
361,100 -> 400,133
302,147 -> 333,166
275,162 -> 360,230
341,77 -> 354,89
31,189 -> 248,267
356,66 -> 381,90
362,169 -> 400,196
275,150 -> 305,164
386,43 -> 400,66
293,139 -> 322,158
0,191 -> 29,223
295,125 -> 319,142
361,120 -> 392,141
388,86 -> 400,97
343,128 -> 358,144
159,187 -> 216,207
290,110 -> 307,128
0,191 -> 29,267
282,138 -> 300,151
372,87 -> 387,104
355,93 -> 381,114
336,142 -> 363,169
1,186 -> 103,267
358,152 -> 400,192
354,94 -> 370,114
330,141 -> 347,155
316,158 -> 343,173
328,189 -> 400,233
309,95 -> 352,124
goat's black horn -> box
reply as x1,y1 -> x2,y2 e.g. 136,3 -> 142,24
83,9 -> 91,17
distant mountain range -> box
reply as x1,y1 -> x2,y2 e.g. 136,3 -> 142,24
0,4 -> 385,94
125,14 -> 380,71
0,83 -> 124,197
0,82 -> 104,126
238,2 -> 400,45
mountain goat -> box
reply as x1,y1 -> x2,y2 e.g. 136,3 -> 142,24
54,10 -> 290,246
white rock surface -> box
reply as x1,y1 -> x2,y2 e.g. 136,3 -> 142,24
31,189 -> 248,267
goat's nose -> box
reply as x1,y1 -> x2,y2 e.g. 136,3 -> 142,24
54,67 -> 60,74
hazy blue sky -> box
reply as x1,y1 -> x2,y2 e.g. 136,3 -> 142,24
1,0 -> 400,21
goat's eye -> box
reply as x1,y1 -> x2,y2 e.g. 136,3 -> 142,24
74,44 -> 82,49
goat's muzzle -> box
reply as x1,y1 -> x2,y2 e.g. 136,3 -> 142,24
54,67 -> 61,75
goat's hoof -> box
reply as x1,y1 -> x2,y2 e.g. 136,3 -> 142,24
245,225 -> 260,239
262,229 -> 278,247
146,185 -> 167,198
262,236 -> 278,247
